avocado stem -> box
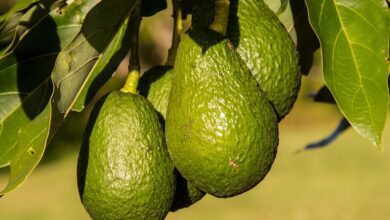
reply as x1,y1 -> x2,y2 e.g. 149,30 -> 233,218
209,0 -> 230,36
121,3 -> 142,94
121,69 -> 140,94
166,0 -> 183,66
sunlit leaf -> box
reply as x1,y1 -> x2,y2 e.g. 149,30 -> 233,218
305,0 -> 389,147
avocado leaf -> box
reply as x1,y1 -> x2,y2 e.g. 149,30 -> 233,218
0,0 -> 39,22
0,11 -> 23,54
0,0 -> 138,196
0,0 -> 47,54
0,1 -> 84,56
0,0 -> 99,195
305,0 -> 389,148
264,0 -> 296,43
52,0 -> 138,114
275,0 -> 289,15
265,0 -> 320,73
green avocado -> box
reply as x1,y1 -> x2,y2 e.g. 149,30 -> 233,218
227,0 -> 301,119
166,28 -> 279,198
192,0 -> 301,119
77,91 -> 175,220
139,67 -> 206,211
139,65 -> 173,119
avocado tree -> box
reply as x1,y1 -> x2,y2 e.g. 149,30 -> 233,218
0,0 -> 388,217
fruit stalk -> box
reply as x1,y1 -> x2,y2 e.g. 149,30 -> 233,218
166,0 -> 183,66
209,0 -> 230,36
121,4 -> 142,94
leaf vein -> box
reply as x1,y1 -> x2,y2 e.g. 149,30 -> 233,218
337,4 -> 381,34
350,41 -> 382,59
332,0 -> 375,135
331,29 -> 343,94
318,0 -> 326,28
56,56 -> 99,84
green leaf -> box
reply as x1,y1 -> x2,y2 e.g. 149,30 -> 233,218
264,0 -> 296,42
0,54 -> 53,168
0,0 -> 99,195
0,84 -> 53,195
0,12 -> 23,53
275,0 -> 289,15
51,0 -> 138,114
0,0 -> 53,54
0,0 -> 74,56
263,0 -> 321,75
0,0 -> 39,22
305,0 -> 389,147
71,20 -> 132,111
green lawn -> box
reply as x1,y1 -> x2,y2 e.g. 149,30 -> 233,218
1,105 -> 389,220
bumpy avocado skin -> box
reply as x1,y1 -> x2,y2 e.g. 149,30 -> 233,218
192,0 -> 301,119
139,68 -> 206,211
166,29 -> 279,198
77,91 -> 175,220
139,66 -> 173,119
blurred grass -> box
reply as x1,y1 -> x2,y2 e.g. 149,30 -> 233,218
0,87 -> 389,219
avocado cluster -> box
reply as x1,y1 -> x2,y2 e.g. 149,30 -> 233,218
77,0 -> 300,219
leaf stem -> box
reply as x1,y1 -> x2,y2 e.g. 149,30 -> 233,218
121,3 -> 142,94
166,0 -> 183,66
209,0 -> 230,36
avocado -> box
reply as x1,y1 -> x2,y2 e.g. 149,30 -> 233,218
139,65 -> 173,119
139,65 -> 172,120
139,67 -> 206,210
166,28 -> 279,198
192,0 -> 301,119
227,0 -> 301,119
77,91 -> 175,220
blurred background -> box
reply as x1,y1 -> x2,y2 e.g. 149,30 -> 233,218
1,1 -> 390,220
